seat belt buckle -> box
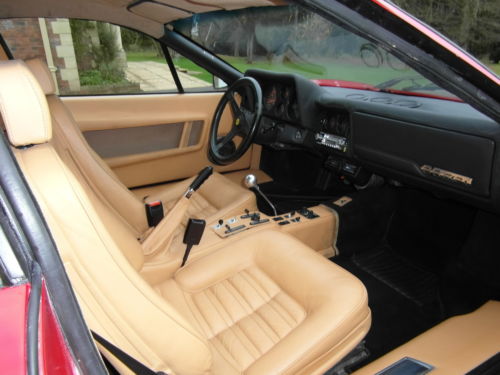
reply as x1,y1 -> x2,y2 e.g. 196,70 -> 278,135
145,200 -> 164,227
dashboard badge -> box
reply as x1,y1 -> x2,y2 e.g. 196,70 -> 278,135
420,165 -> 472,186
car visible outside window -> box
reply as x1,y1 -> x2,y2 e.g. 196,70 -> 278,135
0,18 -> 214,95
171,4 -> 458,99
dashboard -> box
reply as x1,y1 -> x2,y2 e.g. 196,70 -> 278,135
262,82 -> 300,123
245,69 -> 500,212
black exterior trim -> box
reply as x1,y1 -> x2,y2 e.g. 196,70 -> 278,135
26,262 -> 42,375
0,187 -> 30,285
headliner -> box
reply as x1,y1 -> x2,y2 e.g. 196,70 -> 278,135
0,0 -> 277,38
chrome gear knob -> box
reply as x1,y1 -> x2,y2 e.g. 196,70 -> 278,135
243,174 -> 278,216
244,174 -> 258,189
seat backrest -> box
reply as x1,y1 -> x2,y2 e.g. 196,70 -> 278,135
25,59 -> 149,236
1,60 -> 212,375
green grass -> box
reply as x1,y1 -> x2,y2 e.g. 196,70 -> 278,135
486,63 -> 500,75
171,57 -> 213,83
127,50 -> 499,88
221,56 -> 418,86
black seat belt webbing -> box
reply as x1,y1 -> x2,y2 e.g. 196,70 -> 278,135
91,331 -> 166,375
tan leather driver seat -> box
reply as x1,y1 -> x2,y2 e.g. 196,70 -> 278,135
3,60 -> 371,375
25,58 -> 256,240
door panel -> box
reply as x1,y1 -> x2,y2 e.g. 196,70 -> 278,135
62,92 -> 252,187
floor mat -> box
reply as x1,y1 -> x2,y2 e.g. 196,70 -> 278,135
333,255 -> 441,367
353,246 -> 440,309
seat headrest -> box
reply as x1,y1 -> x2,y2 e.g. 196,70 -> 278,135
25,58 -> 56,95
0,60 -> 52,147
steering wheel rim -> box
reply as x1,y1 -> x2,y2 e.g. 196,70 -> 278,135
208,76 -> 262,165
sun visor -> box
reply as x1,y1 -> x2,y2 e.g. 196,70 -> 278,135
128,1 -> 192,24
128,0 -> 277,24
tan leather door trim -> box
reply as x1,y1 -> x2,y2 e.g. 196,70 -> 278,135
62,93 -> 254,187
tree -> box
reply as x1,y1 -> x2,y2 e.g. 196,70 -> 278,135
392,0 -> 500,61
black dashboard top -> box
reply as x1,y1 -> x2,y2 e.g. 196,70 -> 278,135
245,68 -> 500,213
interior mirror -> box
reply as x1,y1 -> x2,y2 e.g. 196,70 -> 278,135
213,76 -> 228,89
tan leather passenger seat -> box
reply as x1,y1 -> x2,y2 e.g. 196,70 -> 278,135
25,58 -> 256,239
1,60 -> 371,375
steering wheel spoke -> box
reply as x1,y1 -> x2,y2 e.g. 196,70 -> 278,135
208,77 -> 262,165
215,127 -> 238,150
228,94 -> 243,118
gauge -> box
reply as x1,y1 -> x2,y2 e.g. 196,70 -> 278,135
287,100 -> 300,121
336,114 -> 350,137
328,115 -> 337,133
275,102 -> 286,117
319,112 -> 329,130
264,85 -> 277,111
283,86 -> 293,101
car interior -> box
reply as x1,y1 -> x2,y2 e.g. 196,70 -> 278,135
0,0 -> 499,374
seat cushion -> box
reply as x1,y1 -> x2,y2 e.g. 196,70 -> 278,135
157,230 -> 371,375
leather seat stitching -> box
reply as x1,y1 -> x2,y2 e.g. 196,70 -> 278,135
253,308 -> 283,342
224,277 -> 281,345
240,269 -> 301,327
211,331 -> 253,370
205,291 -> 281,339
200,288 -> 235,337
182,291 -> 215,340
229,275 -> 287,341
231,319 -> 264,358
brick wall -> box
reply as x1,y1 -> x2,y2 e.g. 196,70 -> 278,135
0,18 -> 80,94
0,19 -> 45,60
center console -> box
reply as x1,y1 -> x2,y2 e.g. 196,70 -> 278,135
211,205 -> 338,258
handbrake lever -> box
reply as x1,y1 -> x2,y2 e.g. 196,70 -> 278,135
185,166 -> 213,198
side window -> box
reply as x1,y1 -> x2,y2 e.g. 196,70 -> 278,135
168,48 -> 214,90
0,18 -> 214,95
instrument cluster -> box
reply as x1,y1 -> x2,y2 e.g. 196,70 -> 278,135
262,83 -> 300,123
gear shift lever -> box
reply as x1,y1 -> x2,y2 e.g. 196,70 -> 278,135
244,174 -> 278,217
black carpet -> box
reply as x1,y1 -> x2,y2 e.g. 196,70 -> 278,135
353,246 -> 440,310
333,254 -> 441,367
327,185 -> 500,370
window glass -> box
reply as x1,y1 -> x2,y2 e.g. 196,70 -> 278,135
391,0 -> 499,76
0,18 -> 213,95
171,5 -> 457,99
168,48 -> 214,90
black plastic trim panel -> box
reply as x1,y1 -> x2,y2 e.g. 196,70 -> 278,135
352,112 -> 494,197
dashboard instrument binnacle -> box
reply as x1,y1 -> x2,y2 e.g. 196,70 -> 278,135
245,68 -> 500,213
263,83 -> 300,122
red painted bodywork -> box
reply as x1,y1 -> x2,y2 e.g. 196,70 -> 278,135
0,281 -> 79,375
313,79 -> 378,91
313,79 -> 463,102
0,283 -> 29,375
38,281 -> 80,375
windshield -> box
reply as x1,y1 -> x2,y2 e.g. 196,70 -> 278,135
171,4 -> 457,100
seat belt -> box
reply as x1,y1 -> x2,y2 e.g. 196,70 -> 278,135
91,331 -> 167,375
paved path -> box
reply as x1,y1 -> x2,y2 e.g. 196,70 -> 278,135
126,61 -> 209,91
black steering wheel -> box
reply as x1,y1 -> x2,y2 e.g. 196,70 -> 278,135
208,77 -> 262,165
